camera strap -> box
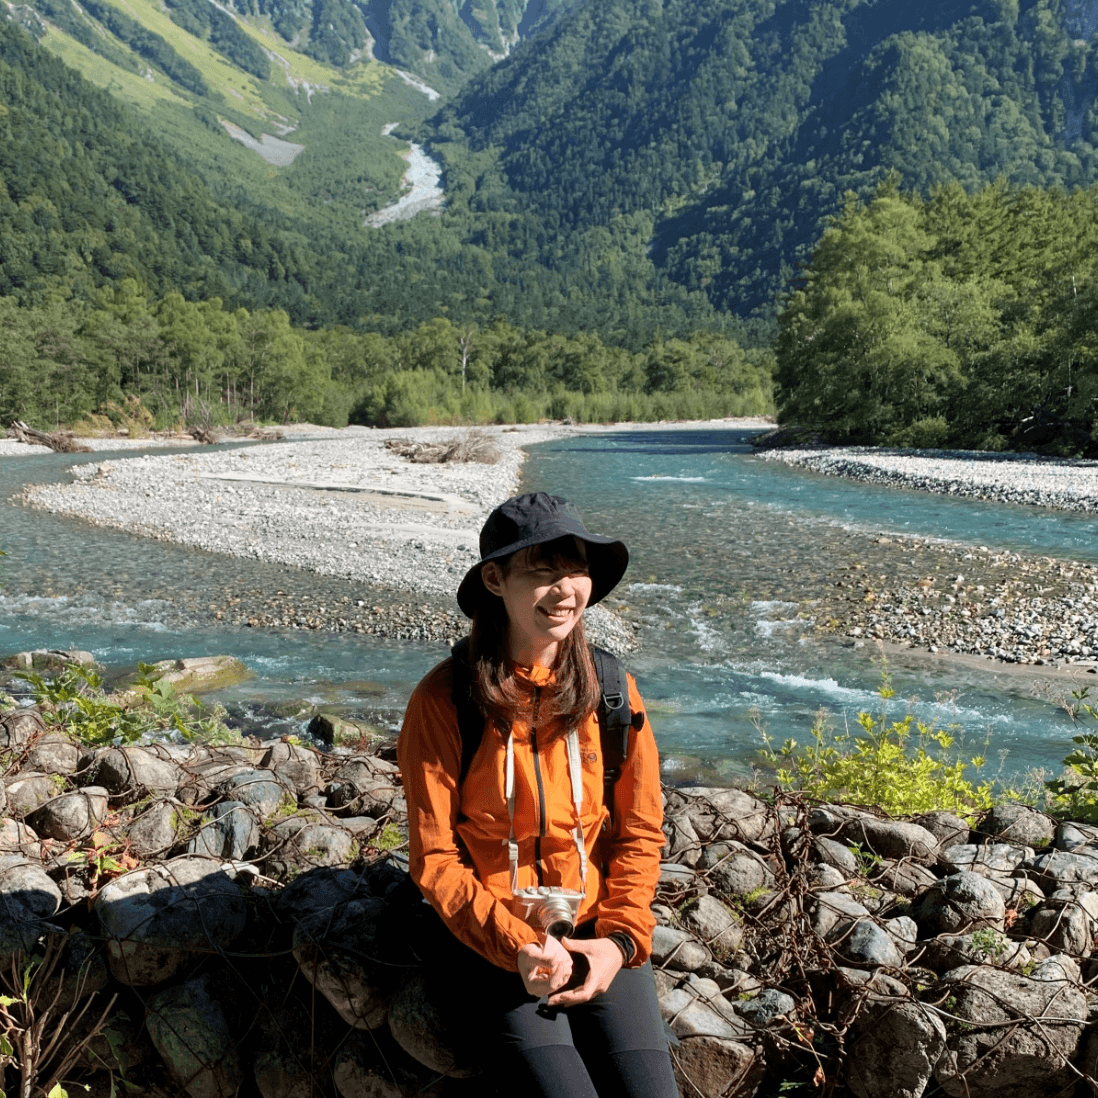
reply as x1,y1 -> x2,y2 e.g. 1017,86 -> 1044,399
504,728 -> 588,897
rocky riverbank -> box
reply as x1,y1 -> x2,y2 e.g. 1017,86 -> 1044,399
757,446 -> 1098,513
752,447 -> 1098,670
3,651 -> 1098,1098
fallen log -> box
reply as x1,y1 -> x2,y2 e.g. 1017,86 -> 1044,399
10,420 -> 92,453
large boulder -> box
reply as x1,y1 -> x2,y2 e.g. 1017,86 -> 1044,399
672,787 -> 774,844
286,864 -> 414,1032
85,747 -> 182,801
146,974 -> 243,1098
0,708 -> 46,750
146,656 -> 251,694
95,857 -> 248,985
187,801 -> 260,860
259,741 -> 321,797
934,957 -> 1086,1098
387,975 -> 478,1076
912,872 -> 1006,935
0,855 -> 63,954
846,997 -> 948,1098
978,804 -> 1055,848
27,787 -> 109,841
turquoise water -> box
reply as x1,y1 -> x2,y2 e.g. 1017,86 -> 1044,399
1,431 -> 1091,780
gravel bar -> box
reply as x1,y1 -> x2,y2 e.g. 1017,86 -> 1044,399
11,420 -> 768,650
757,446 -> 1098,512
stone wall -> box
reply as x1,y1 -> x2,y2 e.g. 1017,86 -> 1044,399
2,688 -> 1098,1096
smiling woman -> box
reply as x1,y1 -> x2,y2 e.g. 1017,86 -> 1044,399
397,492 -> 676,1098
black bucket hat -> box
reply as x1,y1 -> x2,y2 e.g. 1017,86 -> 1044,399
457,492 -> 629,617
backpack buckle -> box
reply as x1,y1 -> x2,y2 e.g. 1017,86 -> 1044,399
602,692 -> 624,711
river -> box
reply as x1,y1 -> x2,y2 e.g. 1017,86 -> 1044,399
1,428 -> 1093,784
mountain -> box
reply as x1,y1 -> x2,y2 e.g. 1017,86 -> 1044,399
432,0 -> 1098,314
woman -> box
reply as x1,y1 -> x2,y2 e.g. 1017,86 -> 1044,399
398,492 -> 676,1097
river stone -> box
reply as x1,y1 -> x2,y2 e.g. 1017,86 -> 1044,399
387,975 -> 477,1077
30,649 -> 95,670
25,731 -> 82,776
219,770 -> 290,817
88,746 -> 182,800
878,859 -> 938,896
941,842 -> 1033,877
679,974 -> 745,1027
828,919 -> 905,969
1028,890 -> 1098,957
0,708 -> 45,749
658,863 -> 697,888
176,758 -> 249,806
663,812 -> 702,867
259,741 -> 321,796
807,864 -> 848,890
0,855 -> 62,917
1055,821 -> 1098,851
660,987 -> 748,1040
188,801 -> 260,860
983,874 -> 1045,912
921,931 -> 1031,972
325,761 -> 397,816
675,786 -> 773,843
979,804 -> 1055,848
124,800 -> 182,858
293,911 -> 394,1029
252,999 -> 316,1098
0,818 -> 40,856
95,857 -> 247,985
4,773 -> 61,818
1022,849 -> 1098,890
912,871 -> 1006,934
933,958 -> 1086,1098
0,856 -> 62,954
266,815 -> 354,875
812,892 -> 870,937
681,894 -> 744,956
331,1030 -> 445,1098
913,810 -> 971,852
812,835 -> 859,875
669,1034 -> 764,1098
651,925 -> 710,971
838,816 -> 939,865
733,988 -> 795,1027
148,656 -> 250,694
26,787 -> 108,841
701,840 -> 777,897
846,998 -> 948,1098
40,929 -> 111,1012
146,974 -> 243,1098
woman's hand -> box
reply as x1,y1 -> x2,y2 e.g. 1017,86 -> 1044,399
546,937 -> 623,1007
517,935 -> 573,997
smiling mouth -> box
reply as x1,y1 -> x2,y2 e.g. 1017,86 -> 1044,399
540,606 -> 574,622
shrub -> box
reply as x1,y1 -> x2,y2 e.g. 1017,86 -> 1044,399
1045,688 -> 1098,821
761,678 -> 996,815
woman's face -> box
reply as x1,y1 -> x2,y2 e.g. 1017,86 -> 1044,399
481,539 -> 593,664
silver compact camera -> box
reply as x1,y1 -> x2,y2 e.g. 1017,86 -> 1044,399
514,886 -> 584,939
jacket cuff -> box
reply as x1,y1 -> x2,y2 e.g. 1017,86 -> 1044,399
606,931 -> 636,965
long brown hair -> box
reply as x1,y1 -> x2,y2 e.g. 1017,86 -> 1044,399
466,539 -> 600,737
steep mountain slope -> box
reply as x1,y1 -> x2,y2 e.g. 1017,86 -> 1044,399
434,0 -> 1098,314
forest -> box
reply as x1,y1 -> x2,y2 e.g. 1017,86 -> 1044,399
0,283 -> 773,431
776,178 -> 1098,455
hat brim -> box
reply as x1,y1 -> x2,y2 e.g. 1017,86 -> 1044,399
457,534 -> 629,618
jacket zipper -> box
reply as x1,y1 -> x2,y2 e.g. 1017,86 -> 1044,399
530,686 -> 547,887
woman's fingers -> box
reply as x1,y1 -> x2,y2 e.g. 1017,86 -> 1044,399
546,937 -> 623,1007
517,937 -> 573,996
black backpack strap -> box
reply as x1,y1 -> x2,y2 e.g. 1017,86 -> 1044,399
450,637 -> 485,785
592,645 -> 636,823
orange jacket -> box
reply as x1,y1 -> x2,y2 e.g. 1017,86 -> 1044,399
398,656 -> 664,972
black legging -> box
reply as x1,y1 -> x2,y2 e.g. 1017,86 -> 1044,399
440,920 -> 677,1098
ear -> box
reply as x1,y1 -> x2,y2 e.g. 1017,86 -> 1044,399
481,561 -> 505,597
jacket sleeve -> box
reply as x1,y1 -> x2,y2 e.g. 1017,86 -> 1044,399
398,663 -> 540,972
593,672 -> 664,967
